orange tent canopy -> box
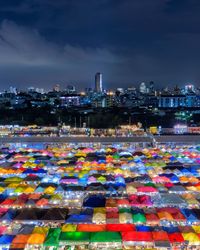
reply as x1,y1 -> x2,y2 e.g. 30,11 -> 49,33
10,243 -> 27,249
77,224 -> 106,232
27,233 -> 46,244
12,234 -> 30,244
152,231 -> 169,241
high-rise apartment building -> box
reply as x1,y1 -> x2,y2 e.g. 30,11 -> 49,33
95,72 -> 103,92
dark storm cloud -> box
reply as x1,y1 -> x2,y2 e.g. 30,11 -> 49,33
0,0 -> 200,90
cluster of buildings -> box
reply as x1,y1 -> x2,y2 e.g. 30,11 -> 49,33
0,73 -> 200,110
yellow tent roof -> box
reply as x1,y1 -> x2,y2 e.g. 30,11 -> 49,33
24,187 -> 35,193
33,227 -> 49,235
44,186 -> 55,194
192,226 -> 200,234
94,207 -> 106,213
27,233 -> 45,244
62,224 -> 77,232
182,233 -> 200,244
8,183 -> 19,188
157,212 -> 174,221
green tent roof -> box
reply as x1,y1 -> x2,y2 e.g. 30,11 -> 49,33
90,232 -> 121,243
144,182 -> 156,187
14,187 -> 24,193
119,207 -> 131,213
59,232 -> 90,242
113,154 -> 120,159
132,213 -> 146,223
5,177 -> 23,183
44,228 -> 61,246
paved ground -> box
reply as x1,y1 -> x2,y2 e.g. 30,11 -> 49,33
0,135 -> 200,144
0,136 -> 152,143
154,135 -> 200,144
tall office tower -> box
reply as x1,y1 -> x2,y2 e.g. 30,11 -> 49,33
9,86 -> 17,95
66,85 -> 76,94
184,84 -> 195,94
95,72 -> 103,92
139,82 -> 147,94
149,81 -> 155,93
53,84 -> 60,92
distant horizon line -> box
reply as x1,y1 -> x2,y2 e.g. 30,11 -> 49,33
0,82 -> 198,93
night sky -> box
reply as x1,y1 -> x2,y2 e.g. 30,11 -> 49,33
0,0 -> 200,90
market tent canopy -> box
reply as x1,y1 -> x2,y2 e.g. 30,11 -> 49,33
0,235 -> 14,245
136,225 -> 152,232
59,232 -> 91,243
27,233 -> 45,244
14,208 -> 41,221
83,195 -> 106,207
66,214 -> 92,224
152,231 -> 169,241
44,228 -> 61,247
90,232 -> 121,242
106,224 -> 135,232
11,234 -> 30,249
182,232 -> 200,244
132,213 -> 146,223
61,224 -> 77,232
1,209 -> 18,221
162,226 -> 180,234
18,225 -> 35,235
33,226 -> 49,234
41,208 -> 68,221
0,226 -> 7,235
168,233 -> 184,243
122,231 -> 153,242
192,225 -> 200,233
77,224 -> 106,232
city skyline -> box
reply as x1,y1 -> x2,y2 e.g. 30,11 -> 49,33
0,78 -> 198,93
0,71 -> 198,92
0,0 -> 200,89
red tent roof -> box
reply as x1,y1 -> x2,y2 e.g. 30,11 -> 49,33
122,231 -> 152,242
168,233 -> 184,243
145,213 -> 159,221
106,212 -> 119,219
77,224 -> 106,232
106,224 -> 135,232
117,199 -> 130,206
1,198 -> 15,205
152,231 -> 169,241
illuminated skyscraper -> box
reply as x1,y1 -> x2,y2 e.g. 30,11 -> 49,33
149,81 -> 155,93
53,84 -> 60,92
184,84 -> 195,93
139,82 -> 147,94
95,72 -> 103,92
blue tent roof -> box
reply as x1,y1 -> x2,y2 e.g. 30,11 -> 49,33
162,226 -> 180,233
170,175 -> 179,182
80,208 -> 94,216
170,156 -> 176,161
181,209 -> 197,222
83,195 -> 105,207
0,209 -> 17,221
182,168 -> 191,174
66,214 -> 92,223
36,169 -> 47,173
55,186 -> 64,192
136,225 -> 151,232
0,235 -> 14,245
24,169 -> 35,174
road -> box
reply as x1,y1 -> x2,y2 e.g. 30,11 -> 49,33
0,136 -> 152,143
154,135 -> 200,144
0,135 -> 199,144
